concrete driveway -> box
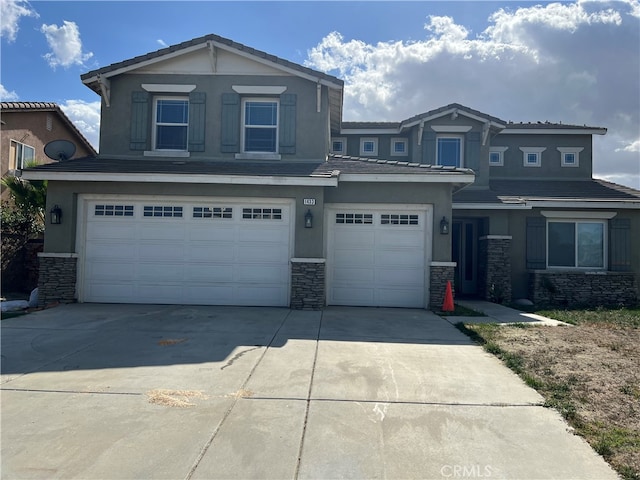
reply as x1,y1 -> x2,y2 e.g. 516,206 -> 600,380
1,304 -> 616,479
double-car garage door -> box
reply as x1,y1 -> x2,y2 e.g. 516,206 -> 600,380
79,197 -> 430,308
79,197 -> 292,306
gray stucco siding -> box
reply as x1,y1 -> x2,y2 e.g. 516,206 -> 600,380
100,74 -> 330,161
490,133 -> 593,180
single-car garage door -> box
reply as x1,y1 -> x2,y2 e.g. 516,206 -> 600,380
327,204 -> 430,308
79,196 -> 292,306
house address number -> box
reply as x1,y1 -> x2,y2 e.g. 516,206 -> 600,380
303,198 -> 316,206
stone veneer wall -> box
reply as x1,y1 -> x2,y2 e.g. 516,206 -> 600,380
430,262 -> 455,310
478,236 -> 512,304
290,259 -> 325,310
529,271 -> 638,307
37,253 -> 77,307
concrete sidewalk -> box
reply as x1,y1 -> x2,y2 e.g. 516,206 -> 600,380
1,304 -> 614,479
456,299 -> 570,325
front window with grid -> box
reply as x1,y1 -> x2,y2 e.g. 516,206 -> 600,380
243,99 -> 278,153
391,138 -> 408,156
359,138 -> 378,156
558,147 -> 583,167
143,206 -> 183,217
520,147 -> 545,167
9,140 -> 35,170
331,138 -> 346,154
548,220 -> 605,269
336,213 -> 373,224
153,97 -> 189,150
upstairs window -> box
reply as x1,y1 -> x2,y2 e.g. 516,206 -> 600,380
331,137 -> 346,154
391,138 -> 408,156
489,146 -> 508,166
360,137 -> 378,156
436,136 -> 463,167
9,140 -> 35,169
153,97 -> 189,151
520,147 -> 546,167
242,98 -> 279,153
558,147 -> 584,167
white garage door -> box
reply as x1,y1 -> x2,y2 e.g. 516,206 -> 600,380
327,205 -> 429,308
79,197 -> 292,306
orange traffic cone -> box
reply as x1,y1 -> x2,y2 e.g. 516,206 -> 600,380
442,280 -> 454,312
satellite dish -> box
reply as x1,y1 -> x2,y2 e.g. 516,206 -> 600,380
44,139 -> 76,161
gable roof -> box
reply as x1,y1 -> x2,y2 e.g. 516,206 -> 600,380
80,33 -> 344,133
453,179 -> 640,209
0,102 -> 97,156
340,103 -> 508,134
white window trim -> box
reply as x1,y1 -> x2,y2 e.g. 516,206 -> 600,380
10,139 -> 35,170
232,85 -> 287,95
431,125 -> 473,133
151,96 -> 189,152
390,138 -> 408,156
331,137 -> 347,154
489,146 -> 508,166
142,84 -> 196,93
546,218 -> 608,270
436,135 -> 464,167
558,147 -> 584,167
520,147 -> 546,167
360,137 -> 378,156
241,97 -> 280,154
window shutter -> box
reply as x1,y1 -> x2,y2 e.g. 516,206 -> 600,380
188,92 -> 206,152
220,92 -> 240,153
609,218 -> 631,271
130,91 -> 149,151
422,130 -> 436,164
526,217 -> 546,269
465,131 -> 481,170
279,93 -> 297,154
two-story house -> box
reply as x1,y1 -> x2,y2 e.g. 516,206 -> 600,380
23,33 -> 640,309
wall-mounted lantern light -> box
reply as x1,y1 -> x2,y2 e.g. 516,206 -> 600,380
304,209 -> 313,228
50,205 -> 62,225
440,216 -> 449,235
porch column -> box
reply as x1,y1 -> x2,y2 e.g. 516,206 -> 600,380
37,253 -> 78,307
430,261 -> 456,310
478,235 -> 512,304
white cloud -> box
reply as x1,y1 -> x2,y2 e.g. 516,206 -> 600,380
157,39 -> 167,47
0,0 -> 38,42
0,83 -> 19,101
615,138 -> 640,153
305,1 -> 640,188
40,21 -> 93,69
59,99 -> 101,151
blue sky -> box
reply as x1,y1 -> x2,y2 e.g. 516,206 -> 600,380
1,0 -> 639,188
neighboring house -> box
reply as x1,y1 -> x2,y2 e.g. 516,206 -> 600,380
22,34 -> 640,309
1,102 -> 97,200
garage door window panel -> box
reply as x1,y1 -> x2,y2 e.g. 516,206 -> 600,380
143,206 -> 183,217
381,214 -> 419,225
193,206 -> 233,219
94,205 -> 134,217
243,208 -> 282,220
336,213 -> 373,224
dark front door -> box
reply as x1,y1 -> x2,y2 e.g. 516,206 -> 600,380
452,219 -> 478,296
